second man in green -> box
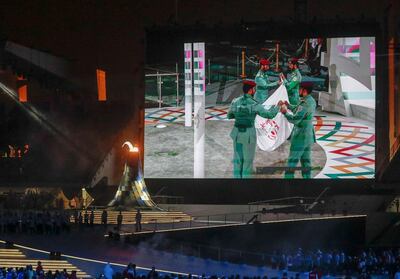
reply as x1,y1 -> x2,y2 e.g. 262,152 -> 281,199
280,82 -> 316,178
228,80 -> 280,178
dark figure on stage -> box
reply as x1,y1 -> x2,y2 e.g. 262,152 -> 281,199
84,211 -> 89,225
117,211 -> 123,230
89,210 -> 94,227
135,209 -> 142,232
101,210 -> 108,228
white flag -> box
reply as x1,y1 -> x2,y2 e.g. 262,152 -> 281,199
255,84 -> 294,151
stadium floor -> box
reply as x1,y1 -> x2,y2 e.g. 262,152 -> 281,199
145,106 -> 375,179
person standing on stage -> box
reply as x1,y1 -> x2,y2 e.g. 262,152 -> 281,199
117,211 -> 123,231
84,210 -> 89,226
254,58 -> 279,104
101,210 -> 108,228
73,210 -> 78,225
89,210 -> 94,227
227,80 -> 280,178
135,209 -> 142,232
280,82 -> 316,178
281,58 -> 302,106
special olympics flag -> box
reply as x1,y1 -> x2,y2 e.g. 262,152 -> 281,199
255,84 -> 293,151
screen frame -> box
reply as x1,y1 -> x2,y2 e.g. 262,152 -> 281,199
143,21 -> 387,202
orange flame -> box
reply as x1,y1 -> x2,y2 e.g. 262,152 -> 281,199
122,141 -> 139,153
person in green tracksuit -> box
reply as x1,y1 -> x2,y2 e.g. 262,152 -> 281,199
280,82 -> 316,178
227,80 -> 280,178
254,58 -> 279,104
280,58 -> 302,106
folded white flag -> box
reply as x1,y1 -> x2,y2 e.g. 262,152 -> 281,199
255,84 -> 293,151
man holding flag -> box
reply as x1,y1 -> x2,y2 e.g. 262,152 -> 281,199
254,58 -> 280,104
280,82 -> 316,178
281,58 -> 302,106
228,80 -> 280,178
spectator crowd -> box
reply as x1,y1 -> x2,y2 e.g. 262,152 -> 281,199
3,251 -> 400,279
269,248 -> 400,278
0,262 -> 78,279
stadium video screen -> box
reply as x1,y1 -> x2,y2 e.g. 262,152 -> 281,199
144,37 -> 375,179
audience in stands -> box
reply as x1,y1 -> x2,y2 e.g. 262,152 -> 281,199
269,247 -> 400,278
0,263 -> 78,279
3,224 -> 400,279
2,253 -> 400,279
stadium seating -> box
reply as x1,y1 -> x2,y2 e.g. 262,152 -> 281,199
0,248 -> 91,278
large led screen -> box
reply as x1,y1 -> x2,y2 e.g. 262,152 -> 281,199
144,37 -> 375,179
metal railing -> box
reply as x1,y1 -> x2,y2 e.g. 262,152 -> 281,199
105,211 -> 352,236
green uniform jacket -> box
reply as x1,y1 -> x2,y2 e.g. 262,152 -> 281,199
285,95 -> 316,146
254,70 -> 279,104
284,68 -> 302,105
227,94 -> 279,144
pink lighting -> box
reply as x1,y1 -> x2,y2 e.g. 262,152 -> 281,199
370,42 -> 375,74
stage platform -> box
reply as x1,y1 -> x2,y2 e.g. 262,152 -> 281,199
70,210 -> 192,225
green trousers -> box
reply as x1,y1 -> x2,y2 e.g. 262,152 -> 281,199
284,144 -> 312,179
233,140 -> 256,178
